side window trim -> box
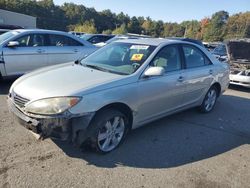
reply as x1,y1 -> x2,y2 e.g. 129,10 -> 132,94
181,44 -> 213,69
67,35 -> 84,46
150,44 -> 183,74
48,34 -> 83,47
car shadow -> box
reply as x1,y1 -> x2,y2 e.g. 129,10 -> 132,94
229,84 -> 250,92
0,79 -> 15,95
54,94 -> 250,169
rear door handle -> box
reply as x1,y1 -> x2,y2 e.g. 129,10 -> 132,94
73,49 -> 79,53
178,76 -> 184,82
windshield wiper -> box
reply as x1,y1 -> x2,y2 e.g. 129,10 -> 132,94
83,64 -> 112,72
83,64 -> 129,75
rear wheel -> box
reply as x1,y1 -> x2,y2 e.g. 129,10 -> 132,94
88,109 -> 129,153
199,86 -> 218,113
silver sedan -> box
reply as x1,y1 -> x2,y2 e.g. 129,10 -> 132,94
8,39 -> 230,153
0,29 -> 97,79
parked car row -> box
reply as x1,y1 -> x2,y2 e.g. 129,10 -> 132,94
1,29 -> 248,90
0,29 -> 97,79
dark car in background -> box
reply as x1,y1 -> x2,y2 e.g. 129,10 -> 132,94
81,34 -> 115,44
68,31 -> 85,37
0,24 -> 23,35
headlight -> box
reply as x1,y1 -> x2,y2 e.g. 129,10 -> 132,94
25,97 -> 81,115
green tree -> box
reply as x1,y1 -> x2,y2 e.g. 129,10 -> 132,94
73,20 -> 97,33
127,16 -> 142,34
181,20 -> 201,39
225,12 -> 250,39
102,29 -> 112,34
203,11 -> 229,41
112,24 -> 127,34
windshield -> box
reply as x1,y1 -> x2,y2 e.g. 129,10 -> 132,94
81,42 -> 156,75
212,44 -> 226,56
81,34 -> 94,41
0,31 -> 18,45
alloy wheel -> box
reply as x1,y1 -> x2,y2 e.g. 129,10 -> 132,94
204,89 -> 217,112
97,116 -> 125,152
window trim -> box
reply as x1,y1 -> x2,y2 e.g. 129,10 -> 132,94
149,44 -> 184,74
181,44 -> 213,69
4,33 -> 49,47
47,34 -> 83,47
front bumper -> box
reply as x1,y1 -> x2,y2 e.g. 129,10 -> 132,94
230,74 -> 250,88
7,97 -> 95,142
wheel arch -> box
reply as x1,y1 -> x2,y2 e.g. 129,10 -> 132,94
211,82 -> 221,97
95,102 -> 134,131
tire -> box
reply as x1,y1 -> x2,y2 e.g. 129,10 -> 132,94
199,86 -> 218,113
87,109 -> 129,154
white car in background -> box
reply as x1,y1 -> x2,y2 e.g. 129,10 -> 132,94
0,29 -> 97,79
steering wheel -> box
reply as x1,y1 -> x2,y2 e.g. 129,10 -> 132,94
132,63 -> 140,69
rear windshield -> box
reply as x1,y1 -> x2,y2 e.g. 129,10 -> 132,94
212,44 -> 227,56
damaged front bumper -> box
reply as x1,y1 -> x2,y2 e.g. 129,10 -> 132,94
7,97 -> 95,143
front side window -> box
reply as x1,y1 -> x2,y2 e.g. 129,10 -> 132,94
16,35 -> 31,47
49,34 -> 82,46
15,34 -> 46,47
81,42 -> 156,75
183,45 -> 210,68
151,45 -> 182,72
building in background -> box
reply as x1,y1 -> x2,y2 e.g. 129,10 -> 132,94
0,9 -> 36,28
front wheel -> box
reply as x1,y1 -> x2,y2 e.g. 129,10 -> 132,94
199,86 -> 218,113
88,109 -> 129,153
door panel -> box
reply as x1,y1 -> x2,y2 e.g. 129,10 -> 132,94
181,66 -> 213,106
137,71 -> 185,123
136,45 -> 185,123
47,34 -> 83,65
3,34 -> 47,76
181,44 -> 214,105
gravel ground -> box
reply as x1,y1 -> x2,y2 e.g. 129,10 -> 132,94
0,81 -> 250,188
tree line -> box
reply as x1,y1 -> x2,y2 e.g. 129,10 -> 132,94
0,0 -> 249,41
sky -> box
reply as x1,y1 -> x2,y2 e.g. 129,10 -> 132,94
53,0 -> 250,23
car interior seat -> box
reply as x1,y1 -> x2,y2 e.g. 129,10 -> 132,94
33,35 -> 43,47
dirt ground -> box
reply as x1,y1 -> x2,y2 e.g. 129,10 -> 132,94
0,81 -> 250,188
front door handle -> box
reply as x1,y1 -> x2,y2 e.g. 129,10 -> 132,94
73,49 -> 79,53
36,49 -> 44,53
209,69 -> 213,74
178,76 -> 184,82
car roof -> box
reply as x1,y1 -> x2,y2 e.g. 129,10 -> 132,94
115,38 -> 188,46
12,29 -> 70,35
84,34 -> 114,37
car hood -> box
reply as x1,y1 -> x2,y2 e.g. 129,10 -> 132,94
11,63 -> 125,100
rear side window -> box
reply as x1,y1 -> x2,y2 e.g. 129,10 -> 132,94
182,45 -> 211,68
48,34 -> 83,46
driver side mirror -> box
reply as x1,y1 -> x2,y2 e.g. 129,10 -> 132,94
7,41 -> 20,48
143,66 -> 165,78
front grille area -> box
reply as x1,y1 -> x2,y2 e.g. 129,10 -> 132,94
13,93 -> 30,108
